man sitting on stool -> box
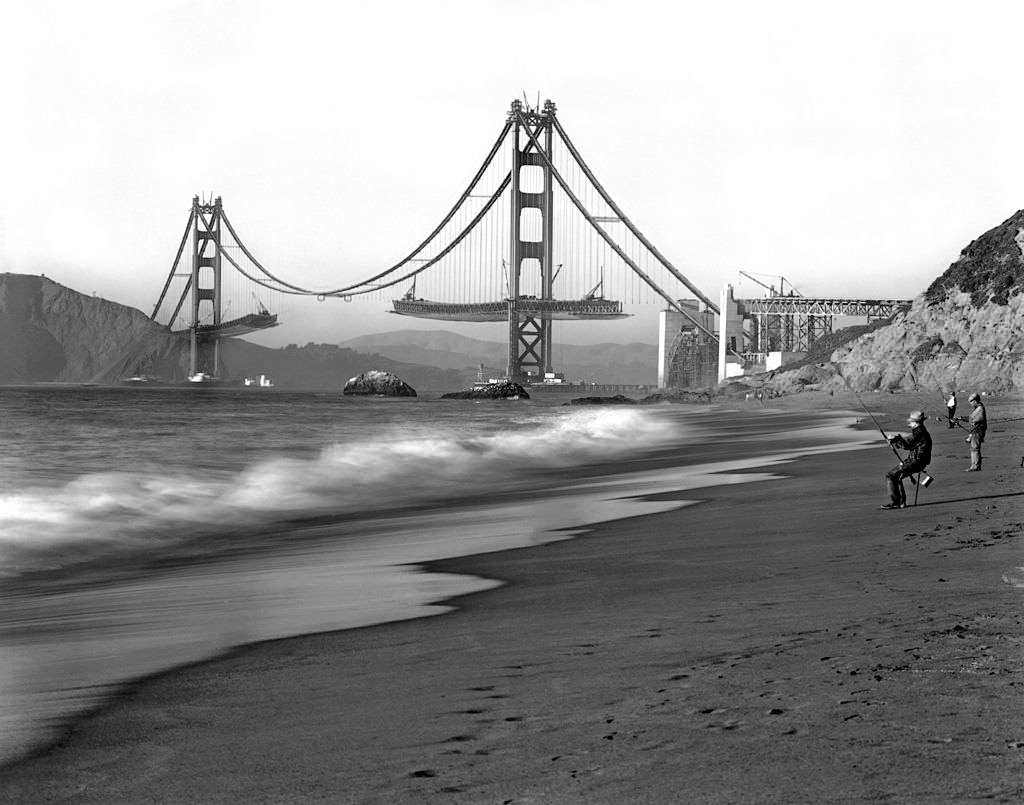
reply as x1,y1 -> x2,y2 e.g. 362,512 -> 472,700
882,411 -> 932,510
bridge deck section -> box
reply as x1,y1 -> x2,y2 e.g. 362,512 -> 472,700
170,312 -> 280,337
738,297 -> 911,317
392,298 -> 629,322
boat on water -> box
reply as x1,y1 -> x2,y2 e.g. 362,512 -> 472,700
188,372 -> 216,384
472,363 -> 506,389
243,374 -> 275,388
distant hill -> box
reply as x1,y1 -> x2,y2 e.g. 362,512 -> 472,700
0,273 -> 463,391
338,329 -> 659,385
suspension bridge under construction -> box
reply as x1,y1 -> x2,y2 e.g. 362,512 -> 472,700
150,99 -> 910,387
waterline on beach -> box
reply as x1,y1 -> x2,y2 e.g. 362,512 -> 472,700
0,411 -> 872,766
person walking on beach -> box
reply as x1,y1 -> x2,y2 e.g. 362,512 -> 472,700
946,390 -> 957,428
881,410 -> 932,510
963,392 -> 987,471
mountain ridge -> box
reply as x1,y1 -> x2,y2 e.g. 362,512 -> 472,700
0,273 -> 464,390
338,329 -> 659,384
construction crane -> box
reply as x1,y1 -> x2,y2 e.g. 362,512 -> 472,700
738,271 -> 803,298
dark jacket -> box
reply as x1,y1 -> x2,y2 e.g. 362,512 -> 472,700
968,404 -> 987,442
892,425 -> 932,469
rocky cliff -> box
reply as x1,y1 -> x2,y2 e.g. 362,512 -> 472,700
0,273 -> 187,383
767,210 -> 1024,395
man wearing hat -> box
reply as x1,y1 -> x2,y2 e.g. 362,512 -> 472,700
882,411 -> 932,509
963,393 -> 987,471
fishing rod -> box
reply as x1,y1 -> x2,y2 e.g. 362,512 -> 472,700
906,384 -> 965,431
839,374 -> 907,464
918,364 -> 968,431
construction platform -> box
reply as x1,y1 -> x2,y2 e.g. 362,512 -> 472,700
181,312 -> 279,338
391,298 -> 629,321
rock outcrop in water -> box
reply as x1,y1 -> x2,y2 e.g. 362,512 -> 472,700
441,380 -> 529,400
342,370 -> 417,397
762,210 -> 1024,395
565,394 -> 638,406
640,388 -> 715,404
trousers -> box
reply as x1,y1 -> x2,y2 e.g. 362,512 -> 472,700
968,433 -> 983,469
886,462 -> 923,506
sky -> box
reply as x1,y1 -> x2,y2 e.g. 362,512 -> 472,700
3,0 -> 1024,348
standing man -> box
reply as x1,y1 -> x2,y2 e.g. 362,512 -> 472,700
964,392 -> 987,471
881,411 -> 932,510
946,390 -> 957,428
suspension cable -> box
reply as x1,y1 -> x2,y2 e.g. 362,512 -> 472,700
217,119 -> 514,297
552,116 -> 719,314
515,115 -> 722,344
151,209 -> 194,320
343,173 -> 512,296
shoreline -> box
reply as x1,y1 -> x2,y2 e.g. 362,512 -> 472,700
2,394 -> 1021,802
0,407 -> 869,768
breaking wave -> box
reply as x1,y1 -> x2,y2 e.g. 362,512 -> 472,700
0,407 -> 679,577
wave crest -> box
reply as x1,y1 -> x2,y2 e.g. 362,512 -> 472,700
0,407 -> 676,576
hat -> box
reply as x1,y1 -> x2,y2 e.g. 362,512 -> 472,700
968,393 -> 980,402
907,410 -> 926,424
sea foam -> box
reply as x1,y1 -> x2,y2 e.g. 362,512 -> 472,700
0,407 -> 679,577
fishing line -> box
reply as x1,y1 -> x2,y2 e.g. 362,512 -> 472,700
916,363 -> 968,430
838,373 -> 906,464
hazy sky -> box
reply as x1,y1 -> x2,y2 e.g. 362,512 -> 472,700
3,0 -> 1023,347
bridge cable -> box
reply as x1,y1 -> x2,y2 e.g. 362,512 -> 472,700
167,277 -> 193,329
217,119 -> 514,298
216,242 -> 305,296
217,171 -> 512,300
551,116 -> 719,314
340,173 -> 512,296
151,209 -> 195,321
515,114 -> 727,348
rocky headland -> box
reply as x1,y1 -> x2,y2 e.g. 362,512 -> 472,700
761,209 -> 1024,396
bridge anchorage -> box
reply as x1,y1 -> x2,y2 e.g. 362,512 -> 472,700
716,272 -> 912,379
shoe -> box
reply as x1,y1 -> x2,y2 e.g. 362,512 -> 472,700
879,503 -> 905,510
965,468 -> 980,472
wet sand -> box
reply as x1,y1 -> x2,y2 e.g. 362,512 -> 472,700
2,394 -> 1022,803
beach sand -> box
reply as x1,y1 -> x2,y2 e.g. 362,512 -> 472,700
2,394 -> 1022,803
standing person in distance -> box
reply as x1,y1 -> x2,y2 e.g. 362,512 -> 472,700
963,392 -> 987,471
946,390 -> 957,429
881,411 -> 932,510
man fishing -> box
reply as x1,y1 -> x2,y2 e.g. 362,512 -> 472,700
881,411 -> 932,510
946,390 -> 957,428
962,392 -> 987,471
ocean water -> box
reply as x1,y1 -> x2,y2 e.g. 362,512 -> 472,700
0,386 -> 871,765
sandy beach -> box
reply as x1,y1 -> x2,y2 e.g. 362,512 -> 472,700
2,393 -> 1022,804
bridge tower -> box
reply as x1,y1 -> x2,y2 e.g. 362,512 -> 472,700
507,99 -> 557,381
188,195 -> 224,378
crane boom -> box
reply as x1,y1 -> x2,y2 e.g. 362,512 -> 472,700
738,271 -> 802,297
